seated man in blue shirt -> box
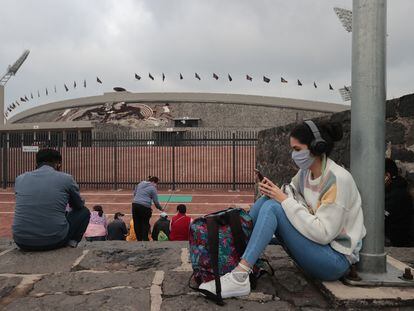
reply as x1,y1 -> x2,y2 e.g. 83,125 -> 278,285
12,148 -> 90,251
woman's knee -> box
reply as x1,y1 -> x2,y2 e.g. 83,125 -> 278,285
260,199 -> 283,216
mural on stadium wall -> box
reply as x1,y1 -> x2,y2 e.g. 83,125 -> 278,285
54,102 -> 173,128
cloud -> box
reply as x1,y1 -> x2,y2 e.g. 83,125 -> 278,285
1,0 -> 413,118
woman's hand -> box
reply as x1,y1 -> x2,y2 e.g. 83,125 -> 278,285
259,177 -> 288,203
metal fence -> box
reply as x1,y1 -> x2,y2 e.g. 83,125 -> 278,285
1,130 -> 258,190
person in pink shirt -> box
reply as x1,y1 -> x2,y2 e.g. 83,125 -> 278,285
84,205 -> 107,241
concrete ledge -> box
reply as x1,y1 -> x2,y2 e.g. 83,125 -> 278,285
320,256 -> 414,308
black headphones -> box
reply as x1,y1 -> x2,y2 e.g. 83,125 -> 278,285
304,120 -> 327,155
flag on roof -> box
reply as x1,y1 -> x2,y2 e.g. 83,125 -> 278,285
195,73 -> 201,80
25,95 -> 29,101
31,93 -> 33,99
64,84 -> 69,92
297,79 -> 302,86
246,75 -> 252,81
54,85 -> 57,93
344,85 -> 349,92
213,73 -> 219,80
263,76 -> 270,83
149,73 -> 154,80
179,73 -> 183,80
329,83 -> 334,90
314,82 -> 318,88
83,79 -> 86,88
74,81 -> 77,88
45,88 -> 48,96
135,73 -> 141,80
281,77 -> 288,83
38,90 -> 40,97
228,74 -> 232,82
20,97 -> 26,102
97,77 -> 102,84
162,73 -> 166,81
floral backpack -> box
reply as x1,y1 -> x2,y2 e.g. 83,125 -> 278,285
188,208 -> 273,305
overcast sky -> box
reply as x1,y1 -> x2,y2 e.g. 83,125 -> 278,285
1,0 -> 414,117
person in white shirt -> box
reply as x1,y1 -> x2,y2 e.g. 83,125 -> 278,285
200,120 -> 366,299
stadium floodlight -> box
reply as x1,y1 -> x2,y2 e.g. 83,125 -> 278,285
338,86 -> 352,101
0,50 -> 30,86
334,7 -> 352,33
1,49 -> 30,125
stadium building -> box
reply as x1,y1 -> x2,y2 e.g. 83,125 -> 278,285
0,92 -> 348,189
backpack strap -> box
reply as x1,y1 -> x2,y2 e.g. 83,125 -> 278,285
227,209 -> 247,257
206,217 -> 224,306
188,271 -> 225,305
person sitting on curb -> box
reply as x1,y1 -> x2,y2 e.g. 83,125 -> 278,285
170,204 -> 192,241
199,120 -> 366,298
107,212 -> 128,241
84,205 -> 108,241
13,148 -> 90,250
152,212 -> 171,241
384,158 -> 414,247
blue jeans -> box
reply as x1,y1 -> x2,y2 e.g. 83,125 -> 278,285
242,196 -> 350,281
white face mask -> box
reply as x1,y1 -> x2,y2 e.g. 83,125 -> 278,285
291,149 -> 315,170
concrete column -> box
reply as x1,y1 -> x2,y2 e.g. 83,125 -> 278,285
0,85 -> 4,126
351,0 -> 387,273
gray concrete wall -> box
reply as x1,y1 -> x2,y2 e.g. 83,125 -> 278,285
12,96 -> 335,131
84,103 -> 328,132
9,92 -> 348,124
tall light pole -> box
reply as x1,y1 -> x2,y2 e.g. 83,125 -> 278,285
0,49 -> 30,126
351,0 -> 387,273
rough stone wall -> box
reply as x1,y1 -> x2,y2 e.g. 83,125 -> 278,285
257,93 -> 414,195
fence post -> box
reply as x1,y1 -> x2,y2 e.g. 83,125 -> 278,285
113,134 -> 118,190
172,133 -> 176,190
2,133 -> 7,189
232,132 -> 236,191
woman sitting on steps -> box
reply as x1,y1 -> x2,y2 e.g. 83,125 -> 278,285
199,120 -> 366,298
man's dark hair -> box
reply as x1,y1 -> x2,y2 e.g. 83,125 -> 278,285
177,204 -> 186,214
36,148 -> 62,166
148,176 -> 159,183
385,158 -> 399,178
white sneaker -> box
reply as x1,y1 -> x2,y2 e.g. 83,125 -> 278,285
199,272 -> 250,299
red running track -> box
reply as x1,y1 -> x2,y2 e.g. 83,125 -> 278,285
0,188 -> 255,238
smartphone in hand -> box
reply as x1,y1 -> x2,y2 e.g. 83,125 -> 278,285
254,169 -> 264,182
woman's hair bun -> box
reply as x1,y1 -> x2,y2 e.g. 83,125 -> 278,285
323,122 -> 343,142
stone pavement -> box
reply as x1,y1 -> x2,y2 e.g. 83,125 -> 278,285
0,239 -> 413,311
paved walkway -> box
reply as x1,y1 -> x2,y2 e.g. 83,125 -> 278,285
0,239 -> 413,310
